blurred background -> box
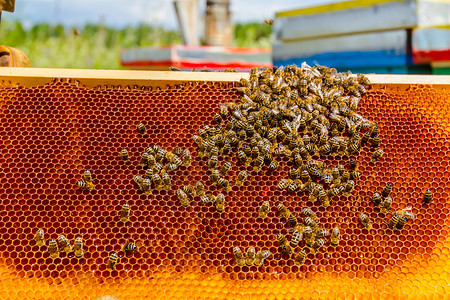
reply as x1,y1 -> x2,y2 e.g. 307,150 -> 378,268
1,0 -> 449,73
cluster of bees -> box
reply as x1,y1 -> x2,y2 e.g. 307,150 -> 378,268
126,141 -> 191,195
233,246 -> 271,267
34,230 -> 84,259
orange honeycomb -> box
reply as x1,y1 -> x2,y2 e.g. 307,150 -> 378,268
0,76 -> 449,299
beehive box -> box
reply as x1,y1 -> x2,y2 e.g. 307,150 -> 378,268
0,68 -> 449,299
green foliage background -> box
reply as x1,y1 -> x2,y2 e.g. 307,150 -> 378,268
0,21 -> 271,69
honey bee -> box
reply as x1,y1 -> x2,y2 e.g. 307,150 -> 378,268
423,188 -> 433,204
361,131 -> 370,146
318,189 -> 330,207
253,155 -> 264,172
162,173 -> 171,190
327,186 -> 342,200
58,234 -> 72,253
195,181 -> 205,197
381,183 -> 392,198
211,169 -> 220,186
276,233 -> 288,246
357,73 -> 371,87
304,217 -> 317,229
282,244 -> 293,254
295,249 -> 307,265
238,150 -> 249,167
83,170 -> 92,183
140,152 -> 149,166
350,171 -> 361,180
359,213 -> 372,229
35,229 -> 45,247
208,155 -> 218,171
316,228 -> 330,238
341,171 -> 350,183
380,196 -> 392,213
264,19 -> 274,26
343,180 -> 355,196
330,227 -> 340,246
120,202 -> 130,222
290,230 -> 303,247
218,177 -> 231,192
200,194 -> 214,204
310,238 -> 325,254
48,238 -> 59,258
396,215 -> 409,229
371,124 -> 379,137
220,161 -> 232,176
387,213 -> 399,229
245,246 -> 256,266
73,237 -> 84,258
155,147 -> 166,163
177,189 -> 190,207
151,173 -> 162,191
147,154 -> 156,168
254,250 -> 271,267
233,246 -> 245,266
259,201 -> 270,218
122,241 -> 138,252
349,157 -> 357,170
371,135 -> 380,148
182,149 -> 191,167
144,168 -> 154,179
182,185 -> 196,198
322,168 -> 333,186
137,123 -> 146,134
302,208 -> 318,222
172,147 -> 184,155
372,192 -> 382,206
76,180 -> 94,191
215,193 -> 225,212
106,252 -> 118,271
288,213 -> 298,228
371,149 -> 384,162
235,170 -> 247,187
214,112 -> 223,124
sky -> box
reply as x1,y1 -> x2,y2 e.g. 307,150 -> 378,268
3,0 -> 340,29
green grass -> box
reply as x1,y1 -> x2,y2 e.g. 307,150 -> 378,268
0,21 -> 271,69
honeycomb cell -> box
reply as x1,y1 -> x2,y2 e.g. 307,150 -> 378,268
0,76 -> 447,298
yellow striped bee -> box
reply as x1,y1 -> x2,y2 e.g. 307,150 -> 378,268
200,194 -> 214,204
76,180 -> 94,191
182,149 -> 191,167
211,169 -> 220,186
277,178 -> 292,190
137,123 -> 146,134
295,249 -> 307,265
73,237 -> 84,258
215,193 -> 225,212
276,234 -> 288,246
106,252 -> 118,271
302,208 -> 318,223
258,201 -> 270,218
122,241 -> 138,252
330,227 -> 340,246
182,185 -> 196,198
35,229 -> 45,247
349,157 -> 357,170
48,238 -> 59,258
58,234 -> 72,253
151,173 -> 162,191
208,155 -> 218,171
238,150 -> 249,166
235,170 -> 247,187
196,181 -> 205,197
172,147 -> 183,155
316,229 -> 330,238
290,231 -> 303,247
318,189 -> 330,207
343,180 -> 355,196
371,149 -> 384,162
254,250 -> 271,267
396,215 -> 409,229
359,213 -> 372,229
371,135 -> 380,148
311,239 -> 325,254
177,189 -> 190,207
144,168 -> 154,179
218,177 -> 231,192
162,173 -> 171,190
423,188 -> 432,204
147,154 -> 156,168
83,170 -> 92,183
233,246 -> 245,266
214,112 -> 222,124
341,170 -> 350,183
381,183 -> 392,197
380,196 -> 392,213
220,161 -> 232,176
245,246 -> 256,266
373,192 -> 382,206
268,160 -> 279,170
361,131 -> 370,146
120,202 -> 130,222
277,203 -> 289,218
282,244 -> 293,254
387,213 -> 399,229
288,213 -> 298,228
253,155 -> 264,172
304,217 -> 317,229
140,152 -> 149,166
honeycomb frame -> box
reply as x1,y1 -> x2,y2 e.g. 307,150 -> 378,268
0,68 -> 449,299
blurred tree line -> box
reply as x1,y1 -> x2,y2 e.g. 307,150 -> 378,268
0,20 -> 271,69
